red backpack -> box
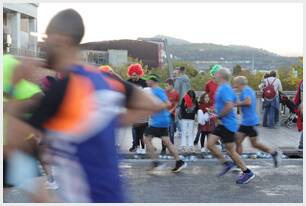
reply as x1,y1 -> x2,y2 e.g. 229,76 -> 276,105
263,79 -> 277,100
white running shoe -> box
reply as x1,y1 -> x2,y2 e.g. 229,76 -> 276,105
44,180 -> 59,190
201,147 -> 206,153
140,149 -> 146,154
136,147 -> 142,154
216,144 -> 222,151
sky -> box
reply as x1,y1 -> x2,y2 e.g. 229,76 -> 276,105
37,2 -> 303,57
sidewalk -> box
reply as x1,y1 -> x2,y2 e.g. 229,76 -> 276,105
117,125 -> 301,154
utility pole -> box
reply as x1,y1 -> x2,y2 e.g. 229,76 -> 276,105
252,53 -> 255,71
163,38 -> 174,79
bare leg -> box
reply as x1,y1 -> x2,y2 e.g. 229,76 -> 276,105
235,132 -> 247,155
144,135 -> 157,160
250,137 -> 273,154
162,136 -> 180,161
225,143 -> 247,171
207,134 -> 227,162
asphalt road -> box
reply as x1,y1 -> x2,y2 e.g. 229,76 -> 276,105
3,159 -> 303,203
120,159 -> 303,203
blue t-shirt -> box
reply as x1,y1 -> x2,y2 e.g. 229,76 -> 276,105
215,83 -> 238,132
240,86 -> 259,126
150,87 -> 171,128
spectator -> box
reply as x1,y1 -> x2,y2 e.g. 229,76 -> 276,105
262,70 -> 283,128
174,66 -> 191,139
194,92 -> 216,153
127,63 -> 147,88
204,64 -> 221,106
259,73 -> 270,112
270,71 -> 283,125
161,79 -> 179,155
180,90 -> 199,153
127,63 -> 148,152
294,80 -> 303,150
174,66 -> 191,103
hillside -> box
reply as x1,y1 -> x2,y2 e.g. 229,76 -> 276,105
153,35 -> 190,45
152,35 -> 299,70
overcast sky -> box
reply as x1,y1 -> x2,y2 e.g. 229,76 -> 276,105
37,2 -> 303,57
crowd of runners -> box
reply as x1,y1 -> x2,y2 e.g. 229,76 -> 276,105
3,9 -> 302,203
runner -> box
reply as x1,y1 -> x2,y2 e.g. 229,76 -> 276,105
233,76 -> 281,167
143,74 -> 186,173
7,9 -> 168,202
207,67 -> 255,184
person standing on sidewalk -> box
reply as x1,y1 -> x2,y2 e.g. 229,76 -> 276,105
127,63 -> 148,152
207,67 -> 255,184
174,66 -> 191,139
262,71 -> 283,128
193,92 -> 216,153
161,79 -> 179,155
180,90 -> 199,153
233,76 -> 281,167
294,80 -> 303,150
204,64 -> 221,106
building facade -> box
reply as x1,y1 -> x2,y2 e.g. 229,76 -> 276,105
80,49 -> 128,67
3,3 -> 38,56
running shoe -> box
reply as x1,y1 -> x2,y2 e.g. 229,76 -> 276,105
129,145 -> 137,152
172,160 -> 187,173
160,149 -> 166,155
236,171 -> 255,184
136,147 -> 142,154
180,147 -> 187,154
218,161 -> 235,177
140,149 -> 146,154
200,147 -> 206,153
272,150 -> 282,168
44,180 -> 59,190
147,161 -> 166,172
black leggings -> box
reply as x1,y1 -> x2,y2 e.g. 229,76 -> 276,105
134,123 -> 148,149
194,131 -> 210,148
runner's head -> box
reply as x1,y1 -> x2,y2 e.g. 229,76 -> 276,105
233,76 -> 248,92
44,9 -> 84,70
144,74 -> 160,87
215,67 -> 231,85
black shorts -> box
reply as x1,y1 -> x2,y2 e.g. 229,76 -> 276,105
238,125 -> 258,137
144,126 -> 168,138
211,125 -> 235,143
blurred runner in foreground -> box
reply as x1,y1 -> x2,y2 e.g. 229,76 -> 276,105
7,9 -> 167,203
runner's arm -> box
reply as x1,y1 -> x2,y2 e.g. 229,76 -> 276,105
218,102 -> 235,119
236,97 -> 251,107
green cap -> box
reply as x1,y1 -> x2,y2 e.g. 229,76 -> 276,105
210,64 -> 222,77
142,74 -> 161,82
3,55 -> 20,94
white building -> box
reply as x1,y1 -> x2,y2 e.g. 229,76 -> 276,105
3,3 -> 38,56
